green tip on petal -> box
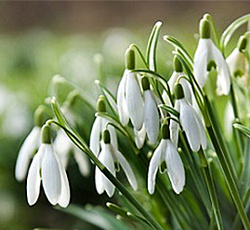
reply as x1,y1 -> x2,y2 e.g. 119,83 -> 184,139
173,56 -> 183,72
161,123 -> 170,139
125,47 -> 135,70
237,35 -> 248,52
41,124 -> 51,144
34,105 -> 46,128
97,95 -> 106,112
142,76 -> 150,91
199,18 -> 210,39
103,129 -> 111,144
207,60 -> 217,72
174,83 -> 184,99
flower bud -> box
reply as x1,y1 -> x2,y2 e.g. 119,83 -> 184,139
173,56 -> 183,72
174,83 -> 184,99
41,124 -> 51,144
142,76 -> 150,91
199,19 -> 210,39
103,129 -> 111,144
125,48 -> 135,70
97,95 -> 106,112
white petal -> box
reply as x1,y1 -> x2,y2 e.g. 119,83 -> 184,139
15,127 -> 41,182
134,125 -> 146,149
168,72 -> 182,93
73,147 -> 90,177
117,70 -> 129,126
95,166 -> 104,195
115,150 -> 138,190
211,40 -> 231,95
41,144 -> 61,205
126,72 -> 144,130
179,78 -> 193,105
165,140 -> 185,194
98,144 -> 116,197
144,90 -> 159,145
89,116 -> 102,157
26,150 -> 42,206
179,99 -> 201,152
56,153 -> 70,208
147,140 -> 167,194
162,90 -> 172,106
170,101 -> 180,147
194,39 -> 209,88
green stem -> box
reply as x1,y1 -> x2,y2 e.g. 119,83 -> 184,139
198,149 -> 224,230
206,125 -> 250,230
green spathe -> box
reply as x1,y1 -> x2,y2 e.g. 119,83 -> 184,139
34,105 -> 46,128
125,48 -> 135,70
200,19 -> 210,39
174,83 -> 184,100
97,95 -> 106,112
142,76 -> 150,91
237,35 -> 248,52
161,123 -> 170,140
41,124 -> 51,144
173,56 -> 183,72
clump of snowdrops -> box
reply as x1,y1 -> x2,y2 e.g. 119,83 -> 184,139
15,13 -> 250,230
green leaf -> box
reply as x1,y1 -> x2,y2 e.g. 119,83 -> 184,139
146,21 -> 162,71
233,123 -> 250,138
220,14 -> 250,52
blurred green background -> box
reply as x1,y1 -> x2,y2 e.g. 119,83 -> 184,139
1,1 -> 250,229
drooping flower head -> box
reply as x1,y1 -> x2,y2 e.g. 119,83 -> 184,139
26,124 -> 70,208
15,105 -> 46,182
194,17 -> 231,95
89,95 -> 118,157
148,122 -> 185,194
117,47 -> 144,130
174,83 -> 207,152
95,129 -> 137,197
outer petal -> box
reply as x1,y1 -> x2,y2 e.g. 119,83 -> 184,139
26,150 -> 42,206
98,144 -> 116,197
179,99 -> 201,152
134,125 -> 146,149
170,101 -> 180,146
165,140 -> 185,194
56,154 -> 70,208
168,71 -> 181,93
73,147 -> 90,177
89,116 -> 102,157
115,150 -> 138,191
126,72 -> 144,130
211,40 -> 231,95
15,127 -> 41,181
147,140 -> 167,194
144,90 -> 159,145
95,166 -> 104,195
117,70 -> 129,126
41,144 -> 61,205
194,39 -> 209,88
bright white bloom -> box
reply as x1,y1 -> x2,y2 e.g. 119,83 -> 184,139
175,84 -> 207,152
95,130 -> 137,197
148,124 -> 185,194
54,129 -> 90,177
117,48 -> 144,130
142,77 -> 159,145
194,19 -> 230,95
134,125 -> 146,149
15,126 -> 41,182
27,125 -> 70,208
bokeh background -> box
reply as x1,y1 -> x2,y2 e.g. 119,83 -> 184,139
1,1 -> 250,230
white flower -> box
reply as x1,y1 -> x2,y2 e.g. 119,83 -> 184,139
54,129 -> 90,177
117,48 -> 144,130
194,19 -> 230,95
15,126 -> 41,182
148,125 -> 185,194
26,125 -> 70,208
95,130 -> 137,197
134,125 -> 146,149
175,84 -> 207,152
142,77 -> 159,145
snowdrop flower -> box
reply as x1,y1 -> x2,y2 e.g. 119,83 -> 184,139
148,123 -> 185,194
174,83 -> 207,152
90,96 -> 118,157
141,76 -> 160,145
54,129 -> 90,177
95,129 -> 137,197
226,35 -> 248,80
134,124 -> 146,149
194,18 -> 230,95
163,56 -> 193,105
15,106 -> 45,182
117,48 -> 144,130
27,124 -> 70,208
